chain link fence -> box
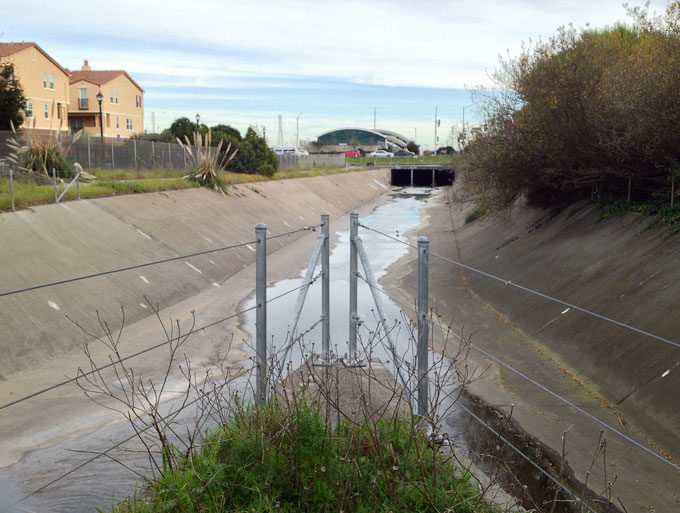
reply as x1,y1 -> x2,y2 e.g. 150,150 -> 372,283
1,131 -> 347,172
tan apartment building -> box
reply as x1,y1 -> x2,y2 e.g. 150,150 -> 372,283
0,42 -> 71,133
68,60 -> 144,138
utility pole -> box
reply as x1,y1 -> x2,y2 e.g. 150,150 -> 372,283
414,127 -> 417,143
434,106 -> 438,154
296,111 -> 302,149
373,107 -> 376,130
277,115 -> 283,146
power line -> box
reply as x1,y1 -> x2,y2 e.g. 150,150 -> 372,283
358,222 -> 680,351
355,273 -> 680,472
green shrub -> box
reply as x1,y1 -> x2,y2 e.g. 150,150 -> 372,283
256,163 -> 276,177
465,203 -> 490,224
114,399 -> 498,513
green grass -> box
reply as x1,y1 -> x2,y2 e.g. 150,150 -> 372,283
0,177 -> 195,211
0,166 -> 367,212
465,203 -> 490,224
109,399 -> 499,513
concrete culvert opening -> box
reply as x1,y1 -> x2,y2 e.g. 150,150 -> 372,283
390,167 -> 454,187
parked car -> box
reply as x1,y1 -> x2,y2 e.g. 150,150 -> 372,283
343,149 -> 361,157
369,149 -> 394,157
393,149 -> 414,156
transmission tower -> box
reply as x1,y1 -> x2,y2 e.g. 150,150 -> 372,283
277,115 -> 283,146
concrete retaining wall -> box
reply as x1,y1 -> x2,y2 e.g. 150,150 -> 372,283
0,169 -> 390,378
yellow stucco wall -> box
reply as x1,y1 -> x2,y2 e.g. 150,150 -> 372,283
5,45 -> 70,132
68,74 -> 144,138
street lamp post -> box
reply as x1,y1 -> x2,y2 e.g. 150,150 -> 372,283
296,111 -> 302,150
195,113 -> 200,130
96,91 -> 104,139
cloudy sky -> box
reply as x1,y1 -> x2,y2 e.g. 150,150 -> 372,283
1,0 -> 670,149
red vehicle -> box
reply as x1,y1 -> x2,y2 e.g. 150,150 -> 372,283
342,149 -> 361,157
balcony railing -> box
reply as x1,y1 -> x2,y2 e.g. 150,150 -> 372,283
78,98 -> 89,110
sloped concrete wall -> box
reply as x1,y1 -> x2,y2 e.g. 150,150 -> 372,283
0,170 -> 389,378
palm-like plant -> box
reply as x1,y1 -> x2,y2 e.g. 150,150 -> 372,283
177,130 -> 238,193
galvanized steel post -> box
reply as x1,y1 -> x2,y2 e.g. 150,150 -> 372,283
321,211 -> 330,358
111,138 -> 115,170
133,138 -> 137,167
349,210 -> 359,361
255,223 -> 267,405
9,169 -> 15,211
417,236 -> 429,417
87,135 -> 91,168
168,142 -> 172,168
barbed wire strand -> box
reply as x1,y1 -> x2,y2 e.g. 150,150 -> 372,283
0,277 -> 316,411
0,223 -> 320,299
355,273 -> 680,472
358,222 -> 680,351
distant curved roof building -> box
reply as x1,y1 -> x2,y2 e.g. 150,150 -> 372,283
317,128 -> 410,149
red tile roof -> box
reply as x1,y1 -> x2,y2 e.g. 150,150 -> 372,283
70,70 -> 144,92
0,42 -> 70,76
0,42 -> 35,57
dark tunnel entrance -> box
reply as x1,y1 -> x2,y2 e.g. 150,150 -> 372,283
390,167 -> 455,187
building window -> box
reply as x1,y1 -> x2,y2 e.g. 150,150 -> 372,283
115,91 -> 118,104
44,104 -> 49,120
25,102 -> 33,118
110,91 -> 114,103
43,73 -> 47,88
49,74 -> 54,89
79,88 -> 88,109
116,116 -> 119,129
126,118 -> 133,130
135,95 -> 141,108
71,117 -> 84,132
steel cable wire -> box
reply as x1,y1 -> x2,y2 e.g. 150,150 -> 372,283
0,223 -> 320,298
355,273 -> 680,472
358,222 -> 680,350
0,276 -> 319,411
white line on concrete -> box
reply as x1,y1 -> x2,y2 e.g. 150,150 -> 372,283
212,282 -> 220,287
185,262 -> 202,274
209,260 -> 216,265
139,275 -> 150,284
136,228 -> 152,240
48,301 -> 60,311
140,303 -> 148,309
246,244 -> 255,252
204,237 -> 213,243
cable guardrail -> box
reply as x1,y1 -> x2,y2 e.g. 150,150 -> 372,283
358,222 -> 680,351
354,272 -> 680,472
0,224 -> 320,298
0,276 -> 321,412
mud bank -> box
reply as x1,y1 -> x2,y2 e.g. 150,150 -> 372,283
0,169 -> 389,379
381,190 -> 680,512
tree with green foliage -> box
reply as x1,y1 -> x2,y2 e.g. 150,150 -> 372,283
463,3 -> 680,208
228,126 -> 278,176
169,117 -> 200,143
406,141 -> 420,155
0,63 -> 26,130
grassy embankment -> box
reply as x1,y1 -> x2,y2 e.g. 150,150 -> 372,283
346,154 -> 453,166
0,166 -> 361,212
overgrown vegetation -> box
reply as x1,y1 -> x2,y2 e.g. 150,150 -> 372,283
176,130 -> 238,193
462,2 -> 680,210
112,399 -> 497,513
464,203 -> 490,224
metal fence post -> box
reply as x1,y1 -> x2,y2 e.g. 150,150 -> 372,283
183,146 -> 187,168
133,138 -> 137,169
111,138 -> 115,170
87,135 -> 91,169
9,168 -> 15,212
52,168 -> 57,203
321,211 -> 330,359
76,173 -> 80,200
672,176 -> 675,209
152,141 -> 155,168
255,222 -> 268,405
349,210 -> 359,361
417,236 -> 429,417
628,177 -> 631,203
168,142 -> 172,168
